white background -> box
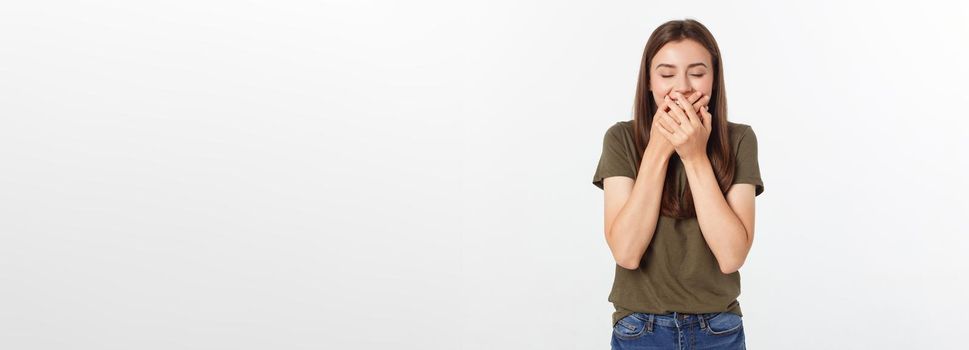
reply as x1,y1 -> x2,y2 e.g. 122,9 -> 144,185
2,1 -> 968,349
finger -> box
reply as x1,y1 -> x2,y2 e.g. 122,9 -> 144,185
664,113 -> 687,138
655,110 -> 676,131
700,105 -> 712,130
687,91 -> 702,105
700,106 -> 713,131
650,111 -> 665,129
693,94 -> 710,113
668,106 -> 688,129
656,116 -> 676,138
661,109 -> 680,131
660,114 -> 680,133
667,94 -> 690,126
655,123 -> 674,141
664,95 -> 679,119
686,92 -> 703,113
674,92 -> 701,128
657,110 -> 678,130
663,95 -> 677,114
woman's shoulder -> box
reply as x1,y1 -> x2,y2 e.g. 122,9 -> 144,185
602,120 -> 634,140
611,119 -> 634,131
726,121 -> 754,143
726,121 -> 750,133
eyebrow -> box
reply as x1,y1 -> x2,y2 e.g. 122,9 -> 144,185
655,63 -> 708,69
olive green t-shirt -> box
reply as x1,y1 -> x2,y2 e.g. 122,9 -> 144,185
592,120 -> 764,328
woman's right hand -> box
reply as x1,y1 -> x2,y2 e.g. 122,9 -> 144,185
647,91 -> 708,158
647,108 -> 677,158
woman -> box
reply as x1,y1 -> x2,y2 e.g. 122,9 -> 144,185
592,19 -> 764,350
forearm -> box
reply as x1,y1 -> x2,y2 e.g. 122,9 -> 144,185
681,155 -> 749,273
608,148 -> 669,269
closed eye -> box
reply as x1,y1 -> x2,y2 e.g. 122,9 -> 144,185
660,74 -> 706,78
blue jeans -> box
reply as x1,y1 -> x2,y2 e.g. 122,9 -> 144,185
611,311 -> 746,350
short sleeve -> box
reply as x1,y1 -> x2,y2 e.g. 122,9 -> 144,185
733,125 -> 765,196
592,123 -> 638,190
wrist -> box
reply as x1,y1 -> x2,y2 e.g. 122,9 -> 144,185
680,153 -> 710,167
643,147 -> 671,166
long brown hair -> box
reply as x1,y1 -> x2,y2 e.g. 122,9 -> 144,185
631,19 -> 736,219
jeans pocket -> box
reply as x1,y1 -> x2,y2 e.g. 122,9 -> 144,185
613,313 -> 650,340
702,312 -> 743,336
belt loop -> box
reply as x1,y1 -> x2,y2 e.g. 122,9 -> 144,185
699,314 -> 707,329
647,313 -> 654,332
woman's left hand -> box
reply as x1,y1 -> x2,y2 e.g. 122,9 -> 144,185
656,91 -> 713,163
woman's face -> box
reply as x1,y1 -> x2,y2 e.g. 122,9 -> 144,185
649,39 -> 714,106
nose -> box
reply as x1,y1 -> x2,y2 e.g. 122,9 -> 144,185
670,88 -> 694,100
672,79 -> 694,97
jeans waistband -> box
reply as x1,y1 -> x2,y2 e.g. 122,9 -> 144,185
629,311 -> 722,328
